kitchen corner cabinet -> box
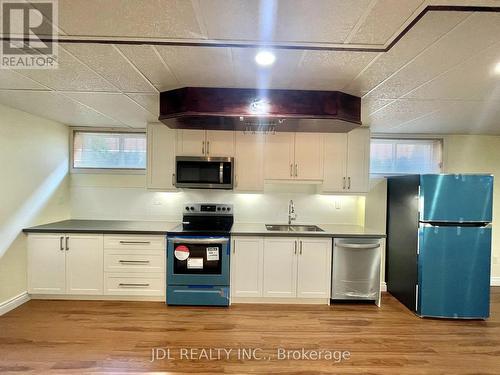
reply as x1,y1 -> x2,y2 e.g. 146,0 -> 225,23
231,237 -> 264,298
147,123 -> 176,190
234,132 -> 264,191
264,132 -> 323,181
262,237 -> 332,299
176,130 -> 235,157
321,128 -> 370,193
28,234 -> 103,295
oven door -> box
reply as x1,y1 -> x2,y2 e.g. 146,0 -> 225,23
167,236 -> 230,286
175,157 -> 233,189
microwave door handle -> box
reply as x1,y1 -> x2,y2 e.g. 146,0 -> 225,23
219,163 -> 224,184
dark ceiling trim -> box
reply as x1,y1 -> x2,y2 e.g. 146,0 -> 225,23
1,5 -> 499,53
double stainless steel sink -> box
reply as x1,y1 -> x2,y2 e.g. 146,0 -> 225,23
265,224 -> 325,232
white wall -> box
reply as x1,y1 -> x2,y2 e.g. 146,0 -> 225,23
0,104 -> 70,304
70,174 -> 365,225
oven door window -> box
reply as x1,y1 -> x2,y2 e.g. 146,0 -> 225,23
173,242 -> 223,275
177,161 -> 222,184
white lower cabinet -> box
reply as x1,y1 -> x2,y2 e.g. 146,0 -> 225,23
28,233 -> 103,295
231,236 -> 332,303
231,237 -> 264,297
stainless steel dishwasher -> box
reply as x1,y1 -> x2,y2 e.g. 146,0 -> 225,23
331,238 -> 382,306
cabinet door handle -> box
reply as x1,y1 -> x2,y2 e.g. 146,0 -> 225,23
202,141 -> 205,155
65,236 -> 69,251
294,241 -> 297,254
233,240 -> 235,254
299,240 -> 303,255
207,141 -> 210,155
119,260 -> 150,264
290,164 -> 293,177
295,164 -> 298,177
343,177 -> 346,190
118,283 -> 150,288
60,236 -> 64,251
234,175 -> 238,188
348,177 -> 351,189
119,241 -> 151,245
172,173 -> 176,186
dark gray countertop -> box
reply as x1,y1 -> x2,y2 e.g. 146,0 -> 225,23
23,220 -> 179,235
24,220 -> 385,238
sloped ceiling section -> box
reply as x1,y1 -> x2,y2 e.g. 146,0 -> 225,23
0,0 -> 498,134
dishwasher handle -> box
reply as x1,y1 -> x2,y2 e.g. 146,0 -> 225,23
336,243 -> 381,250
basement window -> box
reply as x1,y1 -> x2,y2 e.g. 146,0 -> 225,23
72,130 -> 146,172
370,138 -> 443,176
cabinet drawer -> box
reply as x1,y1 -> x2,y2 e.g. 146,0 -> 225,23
104,235 -> 165,250
104,273 -> 164,296
104,253 -> 165,273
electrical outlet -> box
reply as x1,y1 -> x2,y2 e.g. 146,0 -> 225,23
335,200 -> 341,210
152,200 -> 162,206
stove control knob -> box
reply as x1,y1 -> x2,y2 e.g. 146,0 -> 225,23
227,207 -> 231,211
222,207 -> 227,211
217,207 -> 221,211
190,206 -> 195,211
185,206 -> 190,211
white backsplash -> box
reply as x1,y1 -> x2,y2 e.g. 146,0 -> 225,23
70,175 -> 364,225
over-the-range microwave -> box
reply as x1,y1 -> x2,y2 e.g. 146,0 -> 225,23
175,156 -> 234,189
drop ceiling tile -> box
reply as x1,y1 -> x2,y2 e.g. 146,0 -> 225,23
274,0 -> 371,43
64,92 -> 157,128
231,48 -> 304,89
57,0 -> 203,39
365,12 -> 500,100
126,93 -> 160,117
13,49 -> 118,92
155,46 -> 235,87
117,45 -> 179,90
294,51 -> 377,90
0,90 -> 122,126
350,0 -> 424,45
63,44 -> 156,93
196,0 -> 260,41
0,70 -> 48,90
348,11 -> 471,96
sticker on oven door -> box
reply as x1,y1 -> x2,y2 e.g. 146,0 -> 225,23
187,257 -> 203,269
174,245 -> 190,261
206,247 -> 219,261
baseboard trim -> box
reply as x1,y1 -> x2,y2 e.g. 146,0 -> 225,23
491,277 -> 500,287
381,282 -> 387,292
0,292 -> 30,316
30,294 -> 165,302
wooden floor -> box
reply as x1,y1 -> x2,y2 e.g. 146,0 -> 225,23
1,290 -> 500,374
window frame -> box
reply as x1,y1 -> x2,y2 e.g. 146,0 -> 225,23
70,128 -> 147,174
370,134 -> 445,177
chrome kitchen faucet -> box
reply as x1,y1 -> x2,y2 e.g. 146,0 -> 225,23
288,200 -> 297,225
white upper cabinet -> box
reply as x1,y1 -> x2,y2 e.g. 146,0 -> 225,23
176,130 -> 235,157
264,132 -> 295,180
176,130 -> 206,156
264,132 -> 323,181
346,128 -> 370,193
206,130 -> 235,157
231,237 -> 264,298
234,132 -> 264,191
321,127 -> 370,193
147,123 -> 176,190
65,234 -> 104,295
294,133 -> 324,180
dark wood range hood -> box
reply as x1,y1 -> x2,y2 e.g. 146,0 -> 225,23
159,87 -> 361,133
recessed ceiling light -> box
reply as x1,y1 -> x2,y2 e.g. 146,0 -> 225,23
255,50 -> 276,66
495,62 -> 500,75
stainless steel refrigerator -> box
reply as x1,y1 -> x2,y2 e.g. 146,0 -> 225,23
386,174 -> 493,319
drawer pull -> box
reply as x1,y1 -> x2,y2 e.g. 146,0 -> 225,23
118,260 -> 150,264
119,241 -> 151,245
118,283 -> 150,288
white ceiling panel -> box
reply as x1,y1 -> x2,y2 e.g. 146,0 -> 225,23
63,92 -> 157,128
155,46 -> 235,87
350,0 -> 424,45
117,45 -> 179,91
274,0 -> 371,44
0,70 -> 48,90
57,0 -> 204,39
293,51 -> 377,90
62,44 -> 157,93
14,49 -> 118,92
126,93 -> 160,117
347,11 -> 471,96
231,48 -> 304,89
364,12 -> 500,100
0,90 -> 122,126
